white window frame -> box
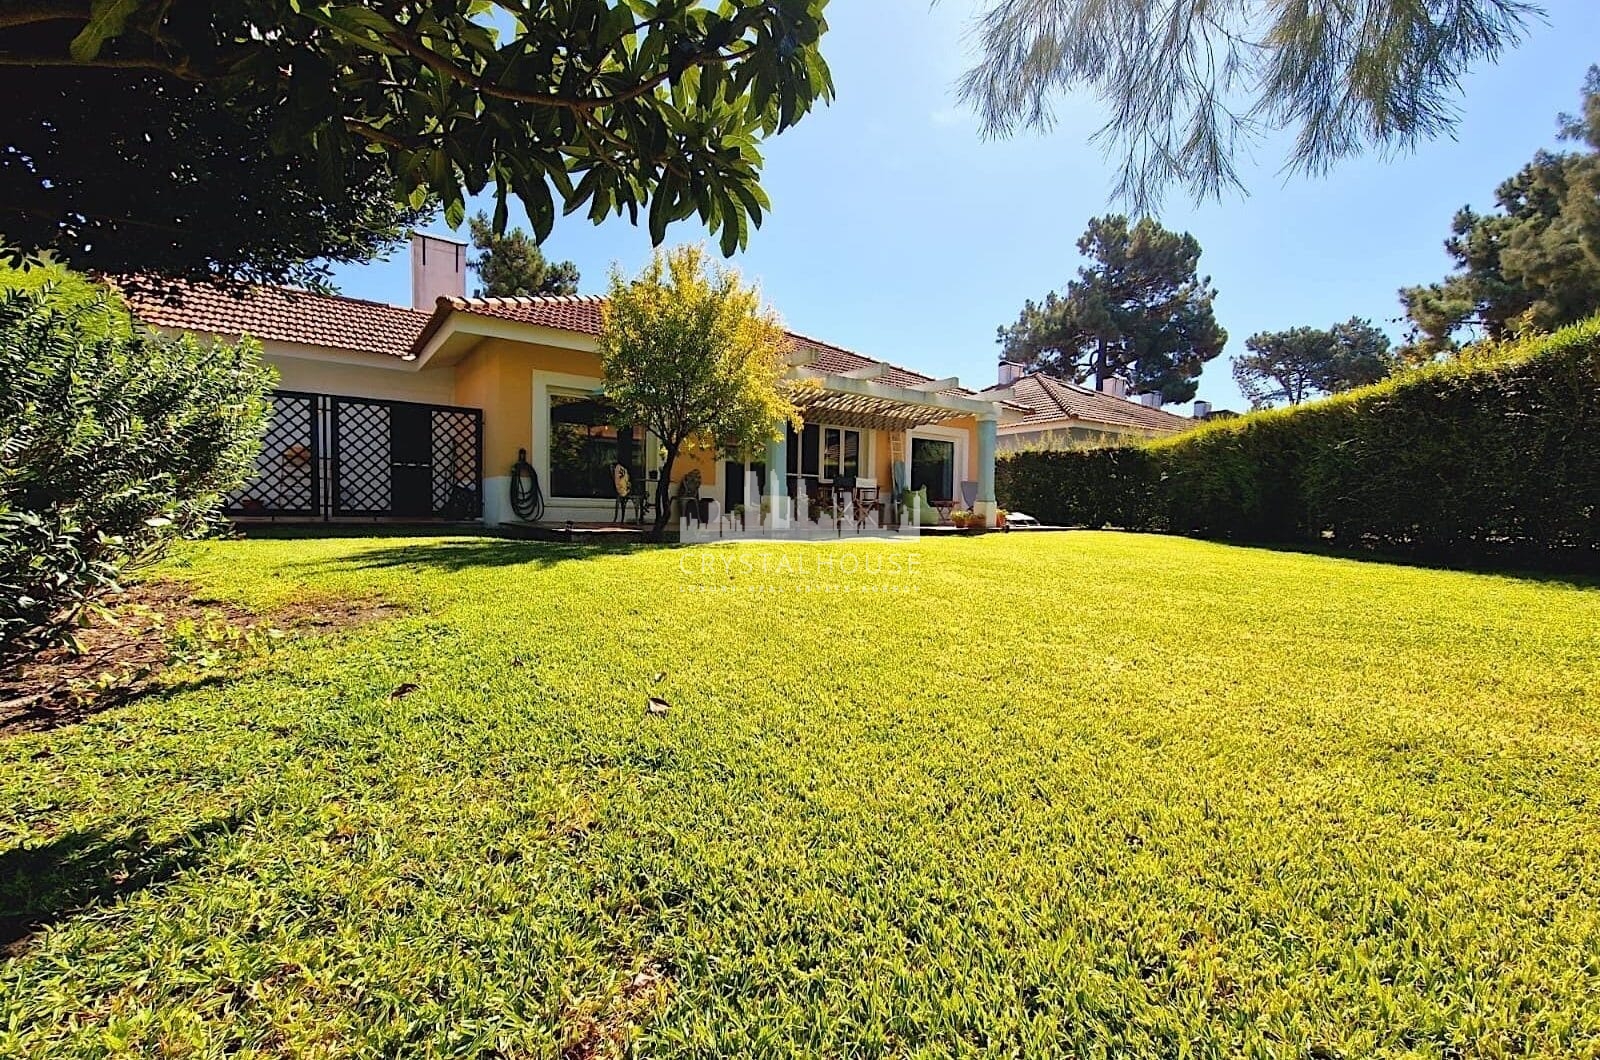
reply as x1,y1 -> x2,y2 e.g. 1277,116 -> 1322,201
818,425 -> 867,482
535,371 -> 659,507
906,423 -> 967,500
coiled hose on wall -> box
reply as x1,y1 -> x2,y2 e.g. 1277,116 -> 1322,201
510,448 -> 544,522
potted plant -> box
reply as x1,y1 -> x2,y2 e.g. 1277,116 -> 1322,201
950,509 -> 971,529
995,509 -> 1009,530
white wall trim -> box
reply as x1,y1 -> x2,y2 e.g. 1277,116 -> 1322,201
529,367 -> 675,520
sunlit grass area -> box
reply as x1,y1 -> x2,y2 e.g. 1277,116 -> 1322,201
3,531 -> 1599,1057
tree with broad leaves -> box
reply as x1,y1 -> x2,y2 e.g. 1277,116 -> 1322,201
1400,66 -> 1600,359
599,244 -> 794,536
958,0 -> 1537,211
0,0 -> 833,287
998,215 -> 1227,404
1,71 -> 428,293
1233,318 -> 1397,409
467,212 -> 579,298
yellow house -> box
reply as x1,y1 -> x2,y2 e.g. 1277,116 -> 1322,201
129,234 -> 1022,530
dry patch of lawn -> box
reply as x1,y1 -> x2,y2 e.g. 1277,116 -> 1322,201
1,581 -> 403,737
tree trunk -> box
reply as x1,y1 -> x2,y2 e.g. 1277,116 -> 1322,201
1094,339 -> 1109,390
651,444 -> 679,538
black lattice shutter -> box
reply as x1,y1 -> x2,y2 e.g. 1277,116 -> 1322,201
225,391 -> 317,516
333,399 -> 393,515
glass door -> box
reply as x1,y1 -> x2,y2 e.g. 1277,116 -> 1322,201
910,437 -> 955,502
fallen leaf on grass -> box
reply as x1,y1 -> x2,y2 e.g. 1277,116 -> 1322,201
652,671 -> 667,684
390,683 -> 419,699
646,696 -> 671,715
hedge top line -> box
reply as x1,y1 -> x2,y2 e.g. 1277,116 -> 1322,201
1132,314 -> 1600,453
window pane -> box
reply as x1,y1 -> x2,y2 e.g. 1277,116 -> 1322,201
910,437 -> 955,501
800,425 -> 820,475
822,427 -> 840,479
550,393 -> 637,499
842,430 -> 860,477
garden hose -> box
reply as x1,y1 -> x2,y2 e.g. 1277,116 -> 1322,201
509,449 -> 544,522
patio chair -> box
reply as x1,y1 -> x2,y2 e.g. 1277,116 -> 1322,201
832,476 -> 860,533
855,485 -> 880,531
630,480 -> 653,525
611,464 -> 632,523
960,480 -> 979,510
809,479 -> 838,525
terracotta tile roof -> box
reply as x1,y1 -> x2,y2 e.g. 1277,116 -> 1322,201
987,372 -> 1194,433
439,296 -> 990,399
126,284 -> 1015,410
784,331 -> 976,395
124,281 -> 431,358
433,293 -> 605,337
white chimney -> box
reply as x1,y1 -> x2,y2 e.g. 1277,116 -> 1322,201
1193,400 -> 1212,419
410,231 -> 467,309
1137,392 -> 1163,408
998,361 -> 1025,386
1100,377 -> 1129,399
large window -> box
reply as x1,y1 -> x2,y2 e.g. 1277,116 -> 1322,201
910,436 -> 955,502
549,392 -> 639,499
821,427 -> 861,480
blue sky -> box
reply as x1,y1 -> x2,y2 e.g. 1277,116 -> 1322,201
329,0 -> 1600,411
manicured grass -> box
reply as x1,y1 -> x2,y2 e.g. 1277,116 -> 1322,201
3,532 -> 1599,1057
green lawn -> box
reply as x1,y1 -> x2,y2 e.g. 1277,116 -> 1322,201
3,532 -> 1599,1058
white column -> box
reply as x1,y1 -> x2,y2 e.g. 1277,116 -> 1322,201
974,417 -> 998,527
764,426 -> 789,527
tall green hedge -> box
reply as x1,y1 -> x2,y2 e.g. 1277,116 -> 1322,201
997,317 -> 1600,569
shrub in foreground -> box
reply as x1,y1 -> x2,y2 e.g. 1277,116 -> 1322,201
0,278 -> 273,667
997,317 -> 1600,568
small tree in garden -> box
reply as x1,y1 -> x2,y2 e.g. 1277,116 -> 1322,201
599,245 -> 794,535
0,271 -> 273,668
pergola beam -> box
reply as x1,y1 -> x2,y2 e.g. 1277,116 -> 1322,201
840,363 -> 888,380
908,376 -> 961,393
785,369 -> 1005,420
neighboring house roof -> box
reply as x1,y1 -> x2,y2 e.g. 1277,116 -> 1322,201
986,372 -> 1193,433
124,282 -> 431,358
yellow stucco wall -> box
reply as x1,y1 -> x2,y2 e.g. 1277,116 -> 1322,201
452,337 -> 603,476
453,337 -> 722,494
262,343 -> 458,405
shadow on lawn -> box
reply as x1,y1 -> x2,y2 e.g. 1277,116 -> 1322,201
1225,538 -> 1600,590
0,813 -> 245,958
302,537 -> 685,575
229,523 -> 489,541
1,672 -> 238,739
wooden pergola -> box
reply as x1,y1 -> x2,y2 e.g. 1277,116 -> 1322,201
782,360 -> 1008,429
